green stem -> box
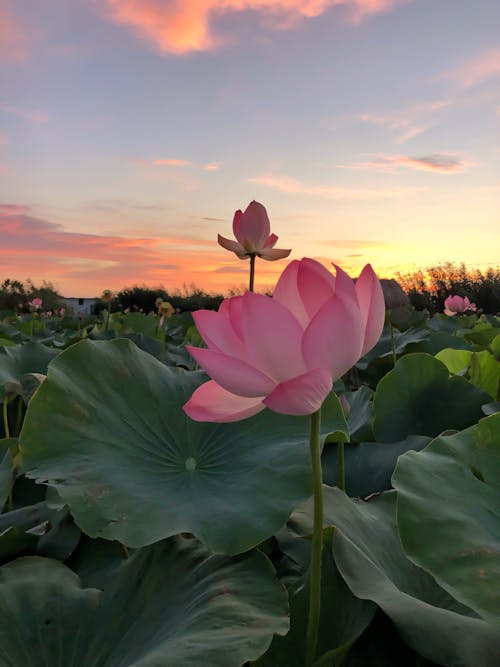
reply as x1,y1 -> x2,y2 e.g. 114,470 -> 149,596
105,305 -> 111,331
337,442 -> 345,491
390,322 -> 397,367
3,395 -> 10,439
160,331 -> 167,364
8,472 -> 14,511
15,395 -> 24,436
249,254 -> 256,292
306,408 -> 323,667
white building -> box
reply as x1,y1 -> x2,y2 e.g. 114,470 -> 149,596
63,297 -> 97,315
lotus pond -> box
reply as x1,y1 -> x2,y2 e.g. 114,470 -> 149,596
0,296 -> 499,666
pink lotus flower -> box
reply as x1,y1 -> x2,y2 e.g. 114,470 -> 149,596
30,298 -> 42,310
183,258 -> 385,422
217,200 -> 291,261
444,295 -> 477,316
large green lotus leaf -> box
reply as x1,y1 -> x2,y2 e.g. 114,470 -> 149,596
469,351 -> 500,400
36,507 -> 81,561
0,526 -> 39,563
407,331 -> 473,356
321,435 -> 430,497
343,386 -> 374,442
356,327 -> 429,370
436,348 -> 500,399
344,611 -> 431,667
492,334 -> 500,360
435,347 -> 473,374
0,321 -> 22,344
20,339 -> 347,554
465,322 -> 500,349
427,313 -> 477,334
288,487 -> 500,666
373,353 -> 490,442
0,536 -> 288,666
0,501 -> 52,534
393,414 -> 500,628
253,546 -> 375,667
67,535 -> 126,590
0,438 -> 15,509
120,312 -> 161,338
0,342 -> 59,401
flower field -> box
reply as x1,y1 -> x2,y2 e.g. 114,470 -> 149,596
0,204 -> 499,666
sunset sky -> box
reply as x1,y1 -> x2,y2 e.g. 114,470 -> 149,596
1,0 -> 499,297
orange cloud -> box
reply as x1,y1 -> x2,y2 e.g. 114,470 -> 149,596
0,210 -> 288,296
203,162 -> 220,170
102,0 -> 407,54
247,173 -> 422,198
437,48 -> 500,88
337,152 -> 471,174
0,7 -> 28,64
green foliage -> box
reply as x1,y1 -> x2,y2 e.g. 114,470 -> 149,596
373,353 -> 490,441
20,339 -> 347,555
0,536 -> 288,667
291,488 -> 500,666
1,291 -> 499,665
393,414 -> 500,628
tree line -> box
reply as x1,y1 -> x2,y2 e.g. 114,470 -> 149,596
1,263 -> 499,315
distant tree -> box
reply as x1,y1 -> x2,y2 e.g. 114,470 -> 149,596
116,284 -> 224,313
397,263 -> 500,314
116,286 -> 168,313
0,278 -> 27,311
0,278 -> 64,312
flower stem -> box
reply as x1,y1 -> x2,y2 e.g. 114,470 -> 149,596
337,441 -> 345,491
390,322 -> 397,367
15,395 -> 24,436
249,254 -> 256,292
306,408 -> 323,666
3,395 -> 10,439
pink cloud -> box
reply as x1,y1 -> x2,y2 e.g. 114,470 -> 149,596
357,98 -> 451,145
0,8 -> 28,64
203,162 -> 220,171
394,125 -> 427,144
0,203 -> 30,216
0,103 -> 50,123
153,157 -> 192,166
102,0 -> 408,55
247,173 -> 422,198
437,48 -> 500,88
337,152 -> 471,174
